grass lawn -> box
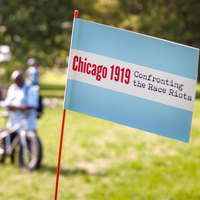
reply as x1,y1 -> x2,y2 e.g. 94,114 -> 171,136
0,69 -> 200,200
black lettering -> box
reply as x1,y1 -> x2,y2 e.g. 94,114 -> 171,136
134,71 -> 139,77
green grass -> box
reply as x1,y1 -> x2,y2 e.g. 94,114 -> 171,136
0,70 -> 200,200
39,68 -> 67,98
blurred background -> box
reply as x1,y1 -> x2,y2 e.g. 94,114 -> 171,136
0,1 -> 200,200
0,0 -> 199,81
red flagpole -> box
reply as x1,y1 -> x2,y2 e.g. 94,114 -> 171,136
54,109 -> 66,200
54,10 -> 79,200
74,10 -> 79,19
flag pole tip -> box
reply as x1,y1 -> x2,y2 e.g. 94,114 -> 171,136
74,10 -> 79,18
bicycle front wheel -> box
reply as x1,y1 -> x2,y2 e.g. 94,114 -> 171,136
18,131 -> 42,171
0,128 -> 6,163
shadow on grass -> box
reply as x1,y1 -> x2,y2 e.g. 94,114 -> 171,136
40,164 -> 107,177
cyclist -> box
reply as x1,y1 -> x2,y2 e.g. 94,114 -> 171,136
26,58 -> 41,86
1,70 -> 39,163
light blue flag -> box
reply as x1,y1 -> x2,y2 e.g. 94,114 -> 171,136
64,18 -> 199,143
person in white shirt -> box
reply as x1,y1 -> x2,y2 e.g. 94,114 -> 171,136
1,70 -> 39,163
5,70 -> 39,131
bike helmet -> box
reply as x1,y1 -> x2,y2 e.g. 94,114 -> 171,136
27,58 -> 38,66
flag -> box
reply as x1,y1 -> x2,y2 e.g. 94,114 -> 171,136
63,18 -> 199,143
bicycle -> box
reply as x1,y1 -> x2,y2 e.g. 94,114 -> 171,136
0,111 -> 42,172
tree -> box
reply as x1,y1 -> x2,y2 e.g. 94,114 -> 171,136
0,0 -> 96,78
0,0 -> 199,80
138,0 -> 200,48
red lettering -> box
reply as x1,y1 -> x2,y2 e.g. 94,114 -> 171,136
102,67 -> 107,79
86,63 -> 91,74
96,65 -> 103,81
83,58 -> 87,73
72,56 -> 78,71
110,65 -> 131,84
72,55 -> 108,82
78,57 -> 83,72
91,64 -> 96,75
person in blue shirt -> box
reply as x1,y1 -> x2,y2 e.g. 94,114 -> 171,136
26,58 -> 41,86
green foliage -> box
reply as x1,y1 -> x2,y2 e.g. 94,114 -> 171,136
0,0 -> 75,67
138,0 -> 200,47
0,0 -> 199,80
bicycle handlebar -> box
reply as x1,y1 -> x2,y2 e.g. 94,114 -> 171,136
0,119 -> 27,139
1,111 -> 11,118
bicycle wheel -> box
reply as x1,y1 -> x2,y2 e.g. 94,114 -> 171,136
0,129 -> 6,163
18,131 -> 42,171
